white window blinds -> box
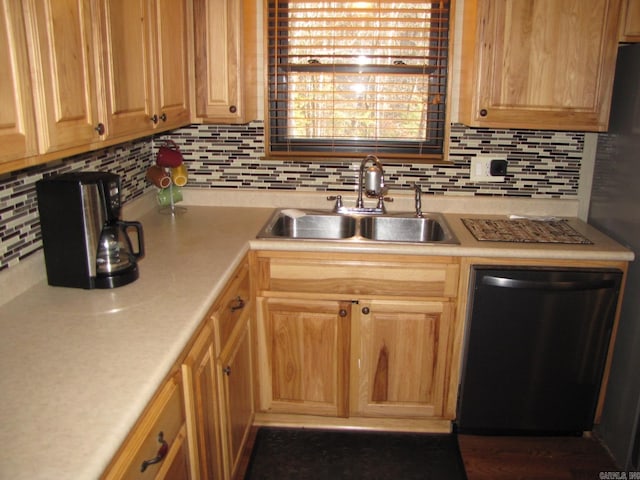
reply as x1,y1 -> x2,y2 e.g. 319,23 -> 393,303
266,1 -> 450,158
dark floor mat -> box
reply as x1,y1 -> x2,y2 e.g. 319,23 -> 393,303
244,427 -> 468,480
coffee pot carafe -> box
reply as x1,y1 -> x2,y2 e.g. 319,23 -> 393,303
36,172 -> 145,289
96,220 -> 144,282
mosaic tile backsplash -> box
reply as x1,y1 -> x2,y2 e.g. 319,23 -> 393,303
0,122 -> 584,272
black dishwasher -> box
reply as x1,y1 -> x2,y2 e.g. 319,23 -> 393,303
457,266 -> 622,435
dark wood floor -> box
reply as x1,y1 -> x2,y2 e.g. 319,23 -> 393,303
236,428 -> 621,480
459,434 -> 620,480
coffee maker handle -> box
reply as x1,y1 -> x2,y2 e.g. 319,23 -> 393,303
122,221 -> 145,259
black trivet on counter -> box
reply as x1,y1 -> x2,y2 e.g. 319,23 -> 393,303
244,427 -> 468,480
462,218 -> 592,244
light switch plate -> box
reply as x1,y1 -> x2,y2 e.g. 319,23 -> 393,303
470,156 -> 506,182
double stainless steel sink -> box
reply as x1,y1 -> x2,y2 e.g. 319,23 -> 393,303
256,208 -> 459,245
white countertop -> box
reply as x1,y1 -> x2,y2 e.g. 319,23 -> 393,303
0,201 -> 273,480
0,189 -> 633,480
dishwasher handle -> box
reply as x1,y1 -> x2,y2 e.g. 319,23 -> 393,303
481,275 -> 618,291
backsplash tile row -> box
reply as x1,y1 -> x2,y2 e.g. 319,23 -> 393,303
161,122 -> 583,197
0,122 -> 584,272
0,139 -> 152,271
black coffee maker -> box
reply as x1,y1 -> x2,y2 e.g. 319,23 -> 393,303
36,172 -> 144,289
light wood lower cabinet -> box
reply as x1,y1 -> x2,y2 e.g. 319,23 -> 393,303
103,257 -> 254,480
256,297 -> 351,417
209,258 -> 254,479
101,372 -> 190,480
351,300 -> 454,419
182,322 -> 223,480
251,250 -> 460,429
182,257 -> 254,480
217,317 -> 253,478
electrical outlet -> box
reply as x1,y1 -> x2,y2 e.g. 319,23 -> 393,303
470,156 -> 506,182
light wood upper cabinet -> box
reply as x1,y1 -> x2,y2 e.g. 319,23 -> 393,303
22,0 -> 102,154
96,0 -> 153,138
152,0 -> 191,129
459,0 -> 623,132
193,0 -> 258,123
351,300 -> 454,419
620,0 -> 640,41
2,0 -> 189,175
96,0 -> 190,139
0,0 -> 37,169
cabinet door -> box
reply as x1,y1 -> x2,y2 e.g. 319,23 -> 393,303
620,0 -> 640,41
182,323 -> 223,480
459,0 -> 621,131
194,0 -> 257,123
351,300 -> 454,418
150,0 -> 190,129
256,297 -> 351,417
218,319 -> 253,479
0,0 -> 37,168
102,373 -> 187,479
97,0 -> 156,138
22,0 -> 102,153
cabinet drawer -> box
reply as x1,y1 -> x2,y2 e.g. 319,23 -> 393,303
211,259 -> 251,351
257,253 -> 459,299
102,374 -> 185,479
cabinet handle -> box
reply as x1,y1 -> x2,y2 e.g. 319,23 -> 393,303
150,114 -> 159,124
339,309 -> 347,317
229,105 -> 237,113
479,109 -> 488,117
362,307 -> 370,315
140,431 -> 169,472
95,123 -> 105,135
223,366 -> 231,376
160,113 -> 167,122
230,296 -> 245,312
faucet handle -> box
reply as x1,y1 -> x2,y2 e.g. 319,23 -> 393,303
376,195 -> 393,212
327,195 -> 343,211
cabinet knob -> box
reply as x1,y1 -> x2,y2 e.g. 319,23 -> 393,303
339,309 -> 347,317
223,366 -> 231,376
479,109 -> 488,117
150,114 -> 159,124
160,113 -> 167,122
94,123 -> 105,135
362,307 -> 370,315
140,431 -> 168,472
230,296 -> 245,312
229,105 -> 237,114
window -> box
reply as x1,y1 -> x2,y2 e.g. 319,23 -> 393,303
266,1 -> 451,159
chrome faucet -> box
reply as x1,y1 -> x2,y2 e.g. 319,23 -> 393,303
327,154 -> 392,214
356,154 -> 385,209
413,183 -> 423,217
